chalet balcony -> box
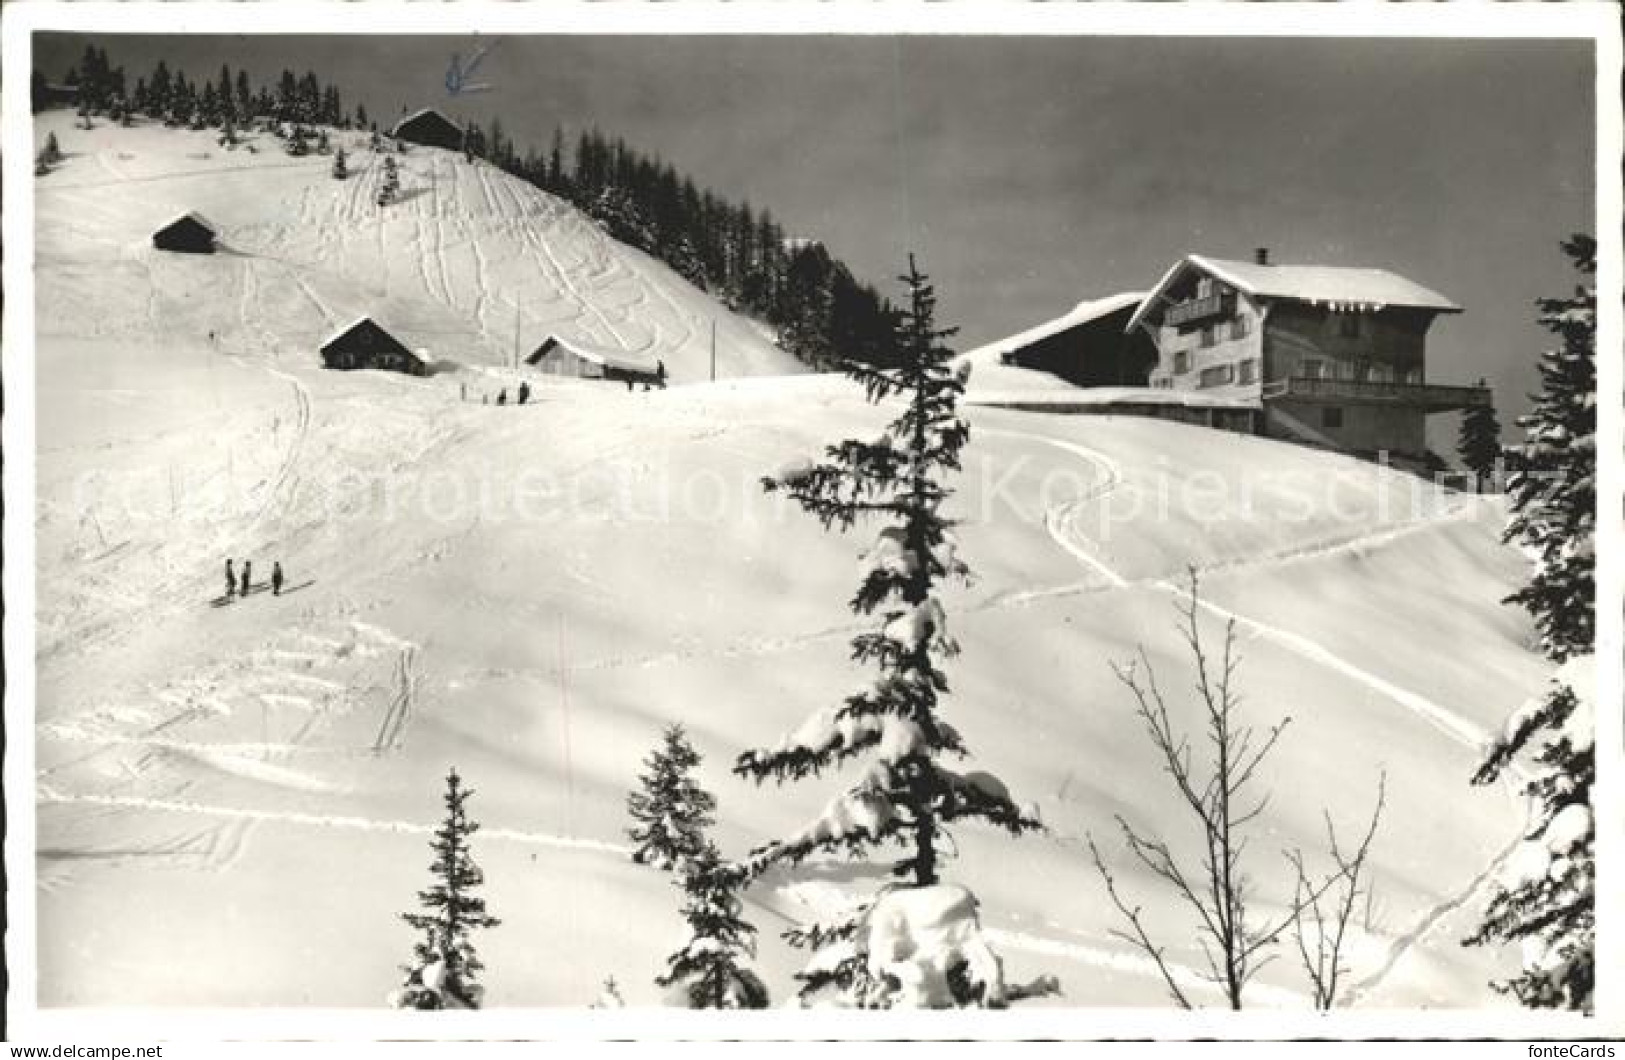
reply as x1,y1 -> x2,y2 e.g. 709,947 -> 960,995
1261,376 -> 1491,412
1164,291 -> 1235,328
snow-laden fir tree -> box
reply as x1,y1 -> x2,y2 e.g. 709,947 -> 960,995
331,146 -> 348,181
1464,235 -> 1597,1012
657,842 -> 770,1009
1465,664 -> 1595,1010
626,724 -> 716,870
735,254 -> 1042,1006
1501,234 -> 1596,660
1457,385 -> 1502,493
391,768 -> 500,1010
377,155 -> 400,208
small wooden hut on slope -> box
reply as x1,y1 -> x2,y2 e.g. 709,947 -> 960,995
389,108 -> 465,152
320,317 -> 428,375
152,213 -> 219,254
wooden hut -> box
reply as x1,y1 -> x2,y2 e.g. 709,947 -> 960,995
319,317 -> 428,376
152,212 -> 219,254
526,335 -> 665,388
389,108 -> 465,152
968,291 -> 1156,388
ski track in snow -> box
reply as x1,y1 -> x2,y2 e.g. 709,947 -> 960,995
983,423 -> 1522,1002
37,787 -> 629,856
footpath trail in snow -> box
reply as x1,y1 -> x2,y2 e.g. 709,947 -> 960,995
989,421 -> 1494,751
37,787 -> 630,857
983,417 -> 1527,1003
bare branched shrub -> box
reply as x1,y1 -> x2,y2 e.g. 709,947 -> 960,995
1088,572 -> 1383,1010
1286,775 -> 1387,1010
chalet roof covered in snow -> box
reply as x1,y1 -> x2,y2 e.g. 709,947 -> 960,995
527,334 -> 660,374
1127,254 -> 1462,331
960,291 -> 1145,363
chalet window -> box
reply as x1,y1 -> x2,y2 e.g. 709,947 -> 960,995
1238,358 -> 1258,384
1175,351 -> 1190,374
1200,325 -> 1216,348
1230,316 -> 1249,340
1197,277 -> 1214,299
1301,358 -> 1323,380
1323,407 -> 1344,430
1199,364 -> 1234,389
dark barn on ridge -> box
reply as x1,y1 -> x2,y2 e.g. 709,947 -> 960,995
320,317 -> 428,376
390,108 -> 465,152
152,213 -> 218,254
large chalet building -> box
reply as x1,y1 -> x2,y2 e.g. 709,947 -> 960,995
1126,250 -> 1489,459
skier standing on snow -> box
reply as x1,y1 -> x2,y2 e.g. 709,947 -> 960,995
497,389 -> 507,406
272,561 -> 284,596
518,381 -> 530,405
240,560 -> 252,598
225,558 -> 236,600
656,360 -> 667,388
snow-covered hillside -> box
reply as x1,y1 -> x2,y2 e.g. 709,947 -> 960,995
31,111 -> 1553,1010
34,114 -> 801,384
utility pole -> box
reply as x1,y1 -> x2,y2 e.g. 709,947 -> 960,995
710,318 -> 717,383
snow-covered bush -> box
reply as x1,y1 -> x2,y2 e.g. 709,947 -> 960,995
858,885 -> 1007,1008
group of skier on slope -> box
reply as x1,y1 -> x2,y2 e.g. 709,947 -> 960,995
224,557 -> 286,602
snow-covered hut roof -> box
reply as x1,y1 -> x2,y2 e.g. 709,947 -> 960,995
1126,254 -> 1461,331
157,211 -> 219,236
528,334 -> 659,375
959,291 -> 1145,364
319,315 -> 419,358
391,108 -> 459,132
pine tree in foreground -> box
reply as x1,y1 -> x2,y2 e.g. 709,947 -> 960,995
735,254 -> 1041,1006
1456,389 -> 1502,493
657,843 -> 770,1009
1501,234 -> 1596,662
1464,234 -> 1597,1012
391,768 -> 500,1009
1464,671 -> 1594,1010
626,724 -> 716,870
